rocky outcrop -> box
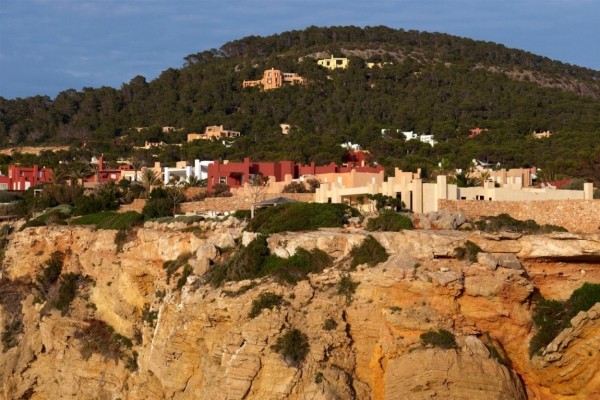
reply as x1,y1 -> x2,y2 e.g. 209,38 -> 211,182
0,224 -> 598,399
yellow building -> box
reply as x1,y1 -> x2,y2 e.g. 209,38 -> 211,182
317,56 -> 349,70
187,125 -> 241,142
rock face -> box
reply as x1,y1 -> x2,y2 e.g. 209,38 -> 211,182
0,224 -> 599,399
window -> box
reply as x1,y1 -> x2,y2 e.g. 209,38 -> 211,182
219,177 -> 227,184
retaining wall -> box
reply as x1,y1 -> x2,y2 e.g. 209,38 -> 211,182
438,199 -> 600,233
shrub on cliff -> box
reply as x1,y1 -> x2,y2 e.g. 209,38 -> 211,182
366,210 -> 413,231
246,203 -> 359,234
529,283 -> 600,357
260,248 -> 332,284
207,236 -> 332,286
420,329 -> 457,349
34,251 -> 64,297
271,328 -> 310,368
349,235 -> 389,268
337,274 -> 360,304
475,214 -> 567,234
454,240 -> 482,262
163,252 -> 193,284
248,292 -> 286,318
75,318 -> 134,364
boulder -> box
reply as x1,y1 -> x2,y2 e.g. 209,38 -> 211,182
476,252 -> 498,270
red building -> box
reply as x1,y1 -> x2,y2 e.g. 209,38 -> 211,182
0,165 -> 54,191
342,150 -> 372,167
207,158 -> 383,191
84,156 -> 134,184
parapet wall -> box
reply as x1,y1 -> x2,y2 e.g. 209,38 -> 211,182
438,199 -> 600,233
181,193 -> 314,213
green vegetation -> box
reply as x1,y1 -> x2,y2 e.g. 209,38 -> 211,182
322,318 -> 338,331
34,251 -> 64,297
114,229 -> 129,252
248,292 -> 286,318
420,329 -> 457,349
349,235 -> 389,268
163,252 -> 193,284
141,304 -> 159,327
475,214 -> 568,234
259,248 -> 333,284
76,318 -> 135,365
337,275 -> 360,304
0,278 -> 30,352
454,240 -> 482,262
232,209 -> 252,220
21,208 -> 70,230
153,215 -> 204,225
247,203 -> 359,234
529,283 -> 600,357
70,211 -> 143,230
366,210 -> 413,231
271,328 -> 310,368
315,371 -> 324,384
175,265 -> 193,290
53,273 -> 79,315
1,320 -> 23,352
207,235 -> 332,286
1,27 -> 600,191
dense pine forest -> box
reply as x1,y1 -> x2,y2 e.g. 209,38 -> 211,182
1,26 -> 599,183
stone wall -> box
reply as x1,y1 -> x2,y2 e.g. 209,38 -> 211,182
438,199 -> 600,233
181,193 -> 314,213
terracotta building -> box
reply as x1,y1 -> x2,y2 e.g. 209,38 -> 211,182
0,165 -> 53,191
207,158 -> 383,192
242,68 -> 305,90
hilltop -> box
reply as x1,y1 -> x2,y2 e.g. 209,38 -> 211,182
0,26 -> 599,179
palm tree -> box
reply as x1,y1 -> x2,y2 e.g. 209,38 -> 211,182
130,157 -> 145,182
140,169 -> 162,197
67,162 -> 94,187
50,163 -> 70,184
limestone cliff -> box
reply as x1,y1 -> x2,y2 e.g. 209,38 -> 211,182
0,221 -> 598,400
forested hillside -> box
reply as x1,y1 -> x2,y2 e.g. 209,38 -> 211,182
0,26 -> 599,182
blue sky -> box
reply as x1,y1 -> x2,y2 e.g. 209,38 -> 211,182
1,0 -> 599,99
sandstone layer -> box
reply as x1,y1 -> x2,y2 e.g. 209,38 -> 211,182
0,222 -> 598,399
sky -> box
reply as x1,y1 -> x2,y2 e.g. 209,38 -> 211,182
1,0 -> 599,99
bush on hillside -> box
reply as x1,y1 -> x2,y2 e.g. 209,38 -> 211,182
248,292 -> 286,318
163,252 -> 193,284
34,251 -> 64,297
454,240 -> 482,262
420,329 -> 457,349
247,203 -> 359,234
475,214 -> 567,234
349,235 -> 389,268
73,194 -> 119,216
282,181 -> 309,193
529,283 -> 600,357
366,210 -> 413,231
271,328 -> 310,368
21,208 -> 70,230
142,197 -> 174,219
75,318 -> 134,362
207,236 -> 332,286
259,248 -> 332,284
